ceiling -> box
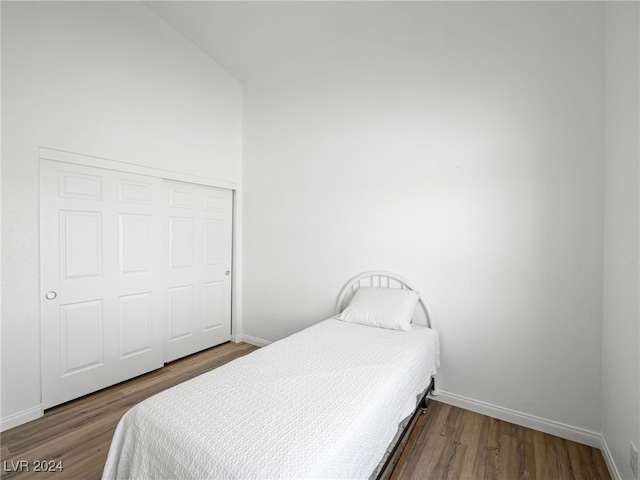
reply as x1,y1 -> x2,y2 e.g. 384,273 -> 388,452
143,1 -> 411,83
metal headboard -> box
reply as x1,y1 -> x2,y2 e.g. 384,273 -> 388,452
335,270 -> 435,329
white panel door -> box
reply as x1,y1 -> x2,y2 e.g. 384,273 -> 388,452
165,180 -> 232,362
41,161 -> 165,409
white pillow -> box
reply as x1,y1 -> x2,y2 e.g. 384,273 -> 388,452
339,287 -> 419,331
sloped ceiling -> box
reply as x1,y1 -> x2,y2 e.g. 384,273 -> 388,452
144,1 -> 410,83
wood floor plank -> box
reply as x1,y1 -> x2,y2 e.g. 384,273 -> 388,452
394,400 -> 611,480
1,343 -> 611,480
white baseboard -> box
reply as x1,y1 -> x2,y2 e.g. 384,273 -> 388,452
435,390 -> 602,449
599,435 -> 623,480
1,404 -> 42,432
234,334 -> 271,348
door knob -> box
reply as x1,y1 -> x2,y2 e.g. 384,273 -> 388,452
45,291 -> 57,300
225,270 -> 230,276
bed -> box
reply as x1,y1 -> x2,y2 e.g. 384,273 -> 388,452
102,271 -> 440,480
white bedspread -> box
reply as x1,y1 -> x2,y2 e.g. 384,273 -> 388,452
102,318 -> 440,480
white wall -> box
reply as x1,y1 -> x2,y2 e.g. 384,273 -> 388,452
1,1 -> 242,428
602,3 -> 640,479
244,2 -> 605,441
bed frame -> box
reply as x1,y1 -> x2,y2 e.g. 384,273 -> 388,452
335,270 -> 438,479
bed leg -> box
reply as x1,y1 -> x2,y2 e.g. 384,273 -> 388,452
419,378 -> 436,411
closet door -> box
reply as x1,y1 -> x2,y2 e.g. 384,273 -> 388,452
40,161 -> 165,409
164,180 -> 232,363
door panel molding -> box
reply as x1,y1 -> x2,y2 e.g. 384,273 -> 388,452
164,180 -> 232,363
41,160 -> 165,408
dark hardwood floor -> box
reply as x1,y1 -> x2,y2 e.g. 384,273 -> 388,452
392,401 -> 611,480
1,342 -> 610,479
